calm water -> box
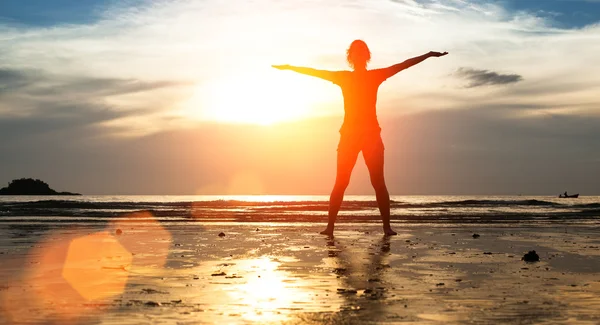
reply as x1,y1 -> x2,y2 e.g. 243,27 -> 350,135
0,195 -> 599,223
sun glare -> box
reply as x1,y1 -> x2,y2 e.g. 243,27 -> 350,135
226,257 -> 313,323
182,70 -> 335,125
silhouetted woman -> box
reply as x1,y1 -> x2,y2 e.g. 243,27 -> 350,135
273,40 -> 447,236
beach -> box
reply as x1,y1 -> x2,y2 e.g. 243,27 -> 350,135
1,196 -> 600,324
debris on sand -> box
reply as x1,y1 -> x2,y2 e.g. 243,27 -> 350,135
375,264 -> 391,270
211,272 -> 227,276
337,288 -> 358,294
333,267 -> 347,275
522,250 -> 540,262
436,283 -> 445,286
144,301 -> 161,307
472,234 -> 480,239
218,232 -> 226,237
483,252 -> 493,255
140,288 -> 168,294
115,229 -> 123,235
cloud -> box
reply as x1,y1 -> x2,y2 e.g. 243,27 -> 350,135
0,104 -> 123,143
1,0 -> 599,117
0,68 -> 187,140
454,67 -> 523,88
0,68 -> 30,93
0,68 -> 186,99
0,68 -> 24,82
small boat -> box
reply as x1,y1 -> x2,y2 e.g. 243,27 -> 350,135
559,193 -> 579,198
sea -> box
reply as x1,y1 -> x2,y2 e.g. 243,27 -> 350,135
1,195 -> 599,225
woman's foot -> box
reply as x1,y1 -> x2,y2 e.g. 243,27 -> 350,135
383,228 -> 397,236
320,228 -> 334,237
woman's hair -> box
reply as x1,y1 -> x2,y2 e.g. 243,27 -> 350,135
346,40 -> 371,70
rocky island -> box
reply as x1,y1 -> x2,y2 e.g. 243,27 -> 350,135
0,178 -> 81,195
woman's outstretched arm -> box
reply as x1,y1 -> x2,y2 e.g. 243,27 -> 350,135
378,51 -> 448,80
272,65 -> 340,83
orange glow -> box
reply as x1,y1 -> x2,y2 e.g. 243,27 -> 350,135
181,71 -> 335,125
0,231 -> 120,324
108,211 -> 172,270
1,213 -> 171,323
62,231 -> 132,301
1,236 -> 73,323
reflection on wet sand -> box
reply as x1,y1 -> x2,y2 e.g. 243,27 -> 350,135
3,222 -> 600,324
325,236 -> 393,321
0,212 -> 174,324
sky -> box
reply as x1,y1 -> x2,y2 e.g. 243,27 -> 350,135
0,0 -> 599,195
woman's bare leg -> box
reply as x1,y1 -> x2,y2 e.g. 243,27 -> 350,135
321,147 -> 360,236
364,140 -> 396,236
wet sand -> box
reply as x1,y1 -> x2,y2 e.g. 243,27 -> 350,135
2,221 -> 600,324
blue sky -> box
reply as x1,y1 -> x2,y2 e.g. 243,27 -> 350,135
0,0 -> 146,26
0,0 -> 106,26
2,0 -> 599,27
499,0 -> 600,28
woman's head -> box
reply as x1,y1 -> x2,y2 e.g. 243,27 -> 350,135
346,40 -> 371,70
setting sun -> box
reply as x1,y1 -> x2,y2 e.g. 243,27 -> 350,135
181,70 -> 337,125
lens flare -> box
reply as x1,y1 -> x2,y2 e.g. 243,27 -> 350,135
62,231 -> 132,301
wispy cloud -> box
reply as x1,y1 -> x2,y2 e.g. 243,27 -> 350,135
1,0 -> 599,121
0,67 -> 187,140
0,68 -> 186,98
